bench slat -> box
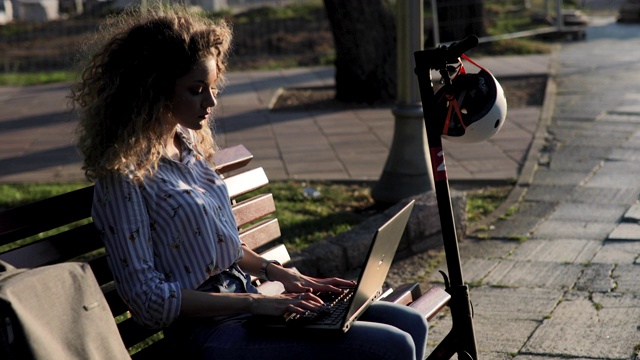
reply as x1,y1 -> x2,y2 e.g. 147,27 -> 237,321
224,167 -> 269,199
238,218 -> 281,250
381,282 -> 422,306
213,144 -> 253,175
117,319 -> 164,349
103,287 -> 130,317
409,285 -> 451,321
232,193 -> 276,228
258,243 -> 291,266
0,223 -> 101,268
87,255 -> 116,287
0,186 -> 93,245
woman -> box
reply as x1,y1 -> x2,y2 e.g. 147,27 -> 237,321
72,4 -> 427,359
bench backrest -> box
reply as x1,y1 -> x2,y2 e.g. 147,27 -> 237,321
0,144 -> 285,358
0,144 -> 452,359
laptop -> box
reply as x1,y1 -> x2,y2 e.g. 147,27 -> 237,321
243,200 -> 415,333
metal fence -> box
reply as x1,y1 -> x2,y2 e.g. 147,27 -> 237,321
0,0 -> 330,73
430,0 -> 621,46
0,0 -> 624,74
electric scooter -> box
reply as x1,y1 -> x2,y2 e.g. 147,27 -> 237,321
414,35 -> 480,360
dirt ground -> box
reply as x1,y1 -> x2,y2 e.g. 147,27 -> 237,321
272,75 -> 546,111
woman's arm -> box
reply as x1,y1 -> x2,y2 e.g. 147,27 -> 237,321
179,287 -> 324,318
237,244 -> 356,295
92,174 -> 183,328
178,242 -> 349,318
178,244 -> 357,319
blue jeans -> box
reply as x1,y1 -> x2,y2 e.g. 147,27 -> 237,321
171,301 -> 428,360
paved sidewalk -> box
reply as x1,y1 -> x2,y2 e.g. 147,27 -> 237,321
0,55 -> 549,184
401,17 -> 640,359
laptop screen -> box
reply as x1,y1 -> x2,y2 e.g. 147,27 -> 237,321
341,200 -> 415,330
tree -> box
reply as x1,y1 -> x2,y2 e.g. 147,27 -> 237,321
323,0 -> 396,103
435,0 -> 486,44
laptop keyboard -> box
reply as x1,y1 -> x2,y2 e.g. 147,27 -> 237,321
284,288 -> 354,326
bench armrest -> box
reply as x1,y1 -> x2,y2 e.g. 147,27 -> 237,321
381,283 -> 450,321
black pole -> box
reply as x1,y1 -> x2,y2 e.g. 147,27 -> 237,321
414,36 -> 479,360
414,47 -> 465,287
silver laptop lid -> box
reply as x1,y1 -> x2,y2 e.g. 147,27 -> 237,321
341,200 -> 415,331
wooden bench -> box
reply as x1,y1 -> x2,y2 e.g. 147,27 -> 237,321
0,144 -> 450,359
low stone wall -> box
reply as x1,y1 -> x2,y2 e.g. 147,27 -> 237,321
290,190 -> 467,278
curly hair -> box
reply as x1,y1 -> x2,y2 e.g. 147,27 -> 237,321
71,3 -> 232,182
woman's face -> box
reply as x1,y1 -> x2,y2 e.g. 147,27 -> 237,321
166,57 -> 219,131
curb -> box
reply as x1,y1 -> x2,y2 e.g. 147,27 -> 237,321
466,45 -> 560,236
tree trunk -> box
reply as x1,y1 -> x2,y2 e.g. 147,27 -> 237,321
436,0 -> 486,44
323,0 -> 396,103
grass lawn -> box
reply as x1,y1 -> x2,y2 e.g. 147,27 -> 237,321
0,181 -> 375,252
0,181 -> 508,252
0,71 -> 78,86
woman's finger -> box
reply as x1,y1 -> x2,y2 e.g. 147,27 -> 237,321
288,292 -> 323,305
306,276 -> 356,289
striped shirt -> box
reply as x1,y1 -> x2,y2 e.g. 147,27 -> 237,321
92,128 -> 244,329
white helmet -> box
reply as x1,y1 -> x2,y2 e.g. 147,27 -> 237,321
434,56 -> 507,143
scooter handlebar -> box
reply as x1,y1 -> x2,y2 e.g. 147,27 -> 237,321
414,35 -> 479,74
445,35 -> 479,62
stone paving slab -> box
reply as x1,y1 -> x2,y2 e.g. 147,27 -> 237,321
515,356 -> 592,360
546,202 -> 628,223
571,186 -> 640,206
587,171 -> 640,189
424,239 -> 523,285
457,238 -> 521,259
471,287 -> 564,320
483,260 -> 583,289
546,143 -> 612,164
575,263 -> 616,292
623,203 -> 640,221
426,287 -> 563,358
598,160 -> 640,176
608,222 -> 640,241
548,155 -> 603,172
473,317 -> 542,355
509,239 -> 601,264
616,147 -> 640,163
523,184 -> 575,203
530,168 -> 591,186
591,241 -> 640,264
590,120 -> 640,137
522,291 -> 640,359
533,219 -> 617,241
614,104 -> 640,114
474,200 -> 557,240
612,264 -> 640,294
426,257 -> 501,285
565,130 -> 631,148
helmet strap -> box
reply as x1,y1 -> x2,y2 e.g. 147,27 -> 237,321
461,54 -> 489,73
442,54 -> 486,137
443,92 -> 467,136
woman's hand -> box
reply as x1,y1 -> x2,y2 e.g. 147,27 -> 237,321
267,264 -> 356,295
180,288 -> 329,318
249,292 -> 327,317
